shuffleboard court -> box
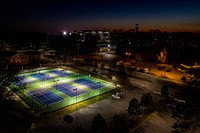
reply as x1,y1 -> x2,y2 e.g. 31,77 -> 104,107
30,73 -> 54,81
48,70 -> 71,77
27,89 -> 64,106
52,83 -> 87,97
14,76 -> 32,86
74,78 -> 104,90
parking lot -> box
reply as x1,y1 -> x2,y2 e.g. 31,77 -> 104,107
31,87 -> 146,133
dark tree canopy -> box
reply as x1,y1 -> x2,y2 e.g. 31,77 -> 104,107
127,98 -> 141,116
140,93 -> 153,108
111,114 -> 128,133
0,52 -> 33,132
91,113 -> 108,133
171,87 -> 200,132
75,125 -> 88,133
63,114 -> 73,124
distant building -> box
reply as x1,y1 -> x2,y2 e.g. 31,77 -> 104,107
8,50 -> 41,65
9,53 -> 29,65
135,24 -> 139,32
74,30 -> 111,43
73,30 -> 116,52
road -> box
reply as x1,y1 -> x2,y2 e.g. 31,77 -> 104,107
86,53 -> 184,84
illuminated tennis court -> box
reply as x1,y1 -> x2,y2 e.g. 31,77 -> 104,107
13,76 -> 33,86
74,78 -> 104,90
27,89 -> 64,106
30,73 -> 54,81
11,68 -> 116,113
52,83 -> 87,97
49,70 -> 71,77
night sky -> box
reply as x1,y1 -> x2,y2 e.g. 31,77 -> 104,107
0,0 -> 200,32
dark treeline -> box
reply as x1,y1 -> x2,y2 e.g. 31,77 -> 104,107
0,32 -> 47,44
0,31 -> 200,64
112,31 -> 200,64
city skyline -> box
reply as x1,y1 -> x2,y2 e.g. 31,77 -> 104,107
1,0 -> 200,32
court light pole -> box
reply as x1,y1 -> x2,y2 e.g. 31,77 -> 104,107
32,94 -> 36,109
73,88 -> 78,120
54,79 -> 59,91
31,95 -> 33,107
73,88 -> 77,107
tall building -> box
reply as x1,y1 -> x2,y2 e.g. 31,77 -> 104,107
135,24 -> 139,32
73,30 -> 116,52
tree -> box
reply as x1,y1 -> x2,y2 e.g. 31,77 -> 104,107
171,87 -> 200,132
181,76 -> 186,81
111,114 -> 128,133
0,52 -> 33,132
140,93 -> 154,113
127,98 -> 141,116
63,114 -> 73,124
140,93 -> 153,107
119,64 -> 126,73
91,113 -> 108,133
75,124 -> 88,133
171,121 -> 190,133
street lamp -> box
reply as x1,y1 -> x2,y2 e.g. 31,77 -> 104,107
63,31 -> 67,35
125,52 -> 131,61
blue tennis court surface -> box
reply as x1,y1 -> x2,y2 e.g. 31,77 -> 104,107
52,83 -> 87,97
49,70 -> 71,77
13,76 -> 32,86
74,78 -> 104,90
27,89 -> 64,106
30,73 -> 54,81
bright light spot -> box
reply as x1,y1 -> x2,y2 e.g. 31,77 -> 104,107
125,52 -> 131,55
63,31 -> 66,35
116,84 -> 120,87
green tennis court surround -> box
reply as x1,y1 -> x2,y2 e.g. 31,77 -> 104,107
11,68 -> 116,113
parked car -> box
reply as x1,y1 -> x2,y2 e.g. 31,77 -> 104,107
143,68 -> 149,73
116,61 -> 124,66
112,93 -> 120,99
